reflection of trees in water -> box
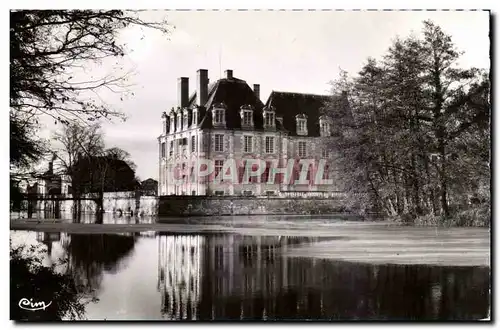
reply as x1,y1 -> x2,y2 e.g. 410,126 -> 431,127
154,234 -> 489,321
200,254 -> 490,320
10,243 -> 94,321
65,234 -> 137,297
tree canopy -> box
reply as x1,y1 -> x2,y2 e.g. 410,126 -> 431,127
324,21 -> 490,225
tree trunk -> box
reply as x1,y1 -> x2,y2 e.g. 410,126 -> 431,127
411,154 -> 423,215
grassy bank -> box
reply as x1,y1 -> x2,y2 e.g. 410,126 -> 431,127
390,205 -> 491,227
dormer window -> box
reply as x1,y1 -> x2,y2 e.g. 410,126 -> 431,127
176,108 -> 182,132
296,114 -> 308,135
192,108 -> 198,126
320,122 -> 330,136
298,120 -> 306,132
265,112 -> 275,126
214,109 -> 224,123
319,115 -> 331,136
169,109 -> 175,132
263,106 -> 275,128
240,105 -> 254,127
183,109 -> 189,130
212,103 -> 226,126
243,111 -> 252,125
161,112 -> 168,134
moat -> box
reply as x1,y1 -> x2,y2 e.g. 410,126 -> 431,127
10,214 -> 490,320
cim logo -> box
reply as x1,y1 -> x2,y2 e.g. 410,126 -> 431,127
18,298 -> 52,311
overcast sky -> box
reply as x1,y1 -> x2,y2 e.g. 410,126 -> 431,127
41,10 -> 490,181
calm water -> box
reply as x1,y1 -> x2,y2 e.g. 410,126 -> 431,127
10,227 -> 490,320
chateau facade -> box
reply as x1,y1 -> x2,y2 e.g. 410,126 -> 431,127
158,69 -> 343,196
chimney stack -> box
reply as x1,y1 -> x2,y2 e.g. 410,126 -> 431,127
253,84 -> 260,100
224,69 -> 233,79
196,69 -> 208,106
178,77 -> 189,108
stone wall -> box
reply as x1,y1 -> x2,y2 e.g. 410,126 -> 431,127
33,192 -> 158,216
30,193 -> 347,217
159,196 -> 348,216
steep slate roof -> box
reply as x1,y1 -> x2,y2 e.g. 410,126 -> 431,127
265,91 -> 334,137
189,77 -> 268,130
184,76 -> 345,135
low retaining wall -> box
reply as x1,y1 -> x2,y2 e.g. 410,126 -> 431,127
28,194 -> 348,217
31,192 -> 158,216
159,196 -> 348,216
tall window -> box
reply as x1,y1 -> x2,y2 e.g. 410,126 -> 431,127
183,113 -> 189,128
214,134 -> 224,152
323,164 -> 330,180
169,141 -> 173,156
265,112 -> 275,127
322,147 -> 328,158
261,161 -> 272,183
244,136 -> 253,153
215,160 -> 224,180
202,136 -> 208,152
214,109 -> 224,124
238,163 -> 245,183
298,141 -> 307,157
243,111 -> 252,126
305,164 -> 311,181
182,163 -> 187,180
249,163 -> 258,183
265,137 -> 275,154
161,142 -> 166,158
191,167 -> 196,183
191,136 -> 196,152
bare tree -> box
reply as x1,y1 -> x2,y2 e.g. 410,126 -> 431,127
52,122 -> 105,215
10,10 -> 171,209
53,123 -> 104,174
10,10 -> 171,124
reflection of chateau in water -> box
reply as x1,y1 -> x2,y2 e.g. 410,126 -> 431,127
157,234 -> 490,320
157,234 -> 319,319
206,235 -> 317,296
201,235 -> 322,319
157,235 -> 204,320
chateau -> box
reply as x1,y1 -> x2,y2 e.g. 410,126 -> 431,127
158,69 -> 343,196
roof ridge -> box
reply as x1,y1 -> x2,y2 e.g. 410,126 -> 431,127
271,90 -> 331,98
217,77 -> 247,83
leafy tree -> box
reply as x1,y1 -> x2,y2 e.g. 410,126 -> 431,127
104,147 -> 137,171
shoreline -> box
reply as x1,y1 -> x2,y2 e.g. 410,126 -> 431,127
10,218 -> 490,267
